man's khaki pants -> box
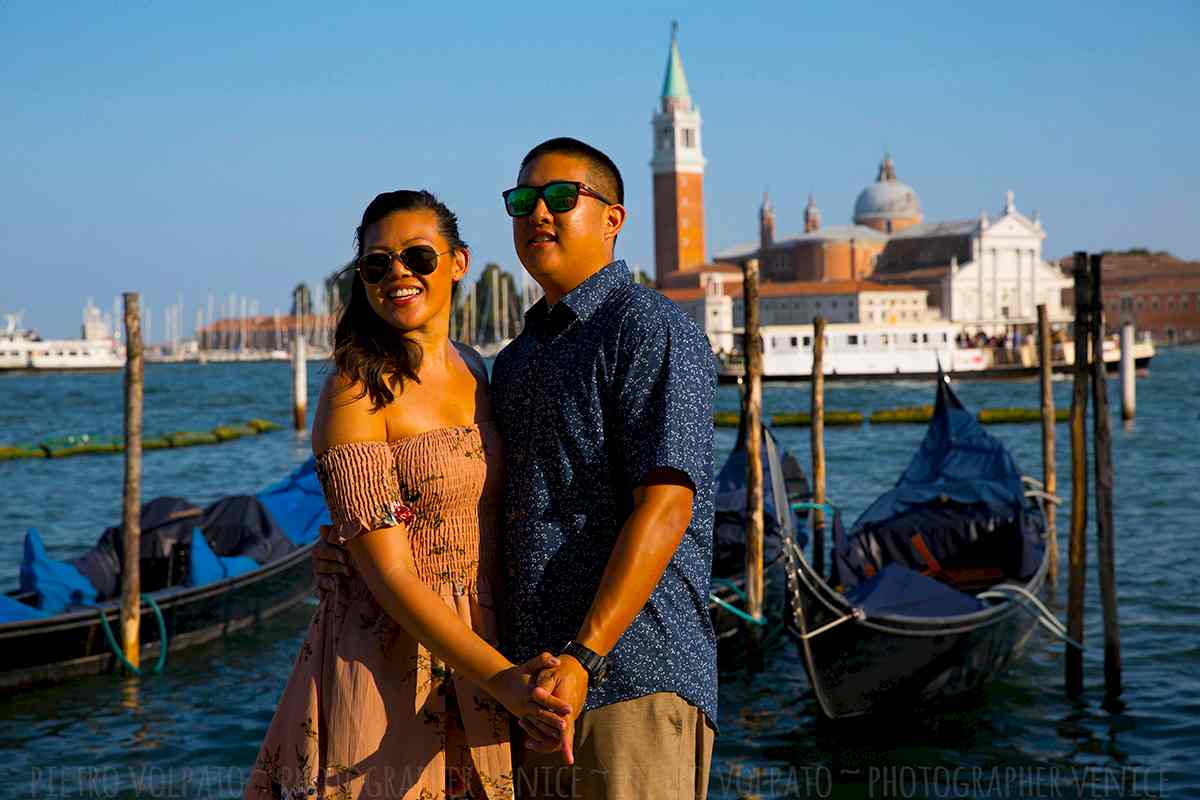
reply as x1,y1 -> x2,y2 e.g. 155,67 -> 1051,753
516,692 -> 715,800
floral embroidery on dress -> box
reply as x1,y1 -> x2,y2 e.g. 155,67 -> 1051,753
378,499 -> 417,528
454,428 -> 487,462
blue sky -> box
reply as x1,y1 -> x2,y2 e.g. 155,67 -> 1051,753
3,1 -> 1197,339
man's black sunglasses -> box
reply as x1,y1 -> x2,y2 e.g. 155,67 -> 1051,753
351,246 -> 451,283
501,181 -> 614,218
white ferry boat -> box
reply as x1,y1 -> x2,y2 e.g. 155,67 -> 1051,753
0,303 -> 124,372
717,321 -> 1154,382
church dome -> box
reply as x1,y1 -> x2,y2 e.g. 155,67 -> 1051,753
853,153 -> 922,225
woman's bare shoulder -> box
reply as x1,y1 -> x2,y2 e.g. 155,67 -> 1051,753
453,342 -> 490,385
312,373 -> 388,455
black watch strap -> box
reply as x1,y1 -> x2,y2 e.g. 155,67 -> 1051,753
563,640 -> 608,686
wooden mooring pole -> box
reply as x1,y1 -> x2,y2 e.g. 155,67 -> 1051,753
292,333 -> 307,431
811,317 -> 827,578
743,258 -> 765,626
1120,322 -> 1136,422
1066,253 -> 1089,697
121,293 -> 143,672
1037,304 -> 1058,587
1089,254 -> 1123,699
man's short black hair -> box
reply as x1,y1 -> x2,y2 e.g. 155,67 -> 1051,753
519,137 -> 624,205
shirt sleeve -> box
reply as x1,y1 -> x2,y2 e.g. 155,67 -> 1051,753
314,441 -> 411,544
614,307 -> 716,494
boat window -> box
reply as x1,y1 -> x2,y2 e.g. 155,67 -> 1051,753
802,336 -> 811,347
880,334 -> 889,344
942,333 -> 949,343
922,333 -> 929,343
847,334 -> 859,345
910,334 -> 919,344
790,336 -> 798,347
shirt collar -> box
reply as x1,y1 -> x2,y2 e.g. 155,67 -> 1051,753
523,260 -> 632,333
559,260 -> 631,323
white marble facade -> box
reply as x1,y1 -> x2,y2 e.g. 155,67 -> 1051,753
944,192 -> 1071,333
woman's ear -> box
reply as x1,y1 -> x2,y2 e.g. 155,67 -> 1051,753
451,247 -> 470,283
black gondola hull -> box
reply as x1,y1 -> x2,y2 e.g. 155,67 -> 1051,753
784,541 -> 1048,718
0,542 -> 314,693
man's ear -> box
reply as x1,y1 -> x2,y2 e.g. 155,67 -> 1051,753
603,203 -> 627,244
451,247 -> 470,283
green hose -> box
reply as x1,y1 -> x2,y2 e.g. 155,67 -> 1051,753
97,594 -> 169,676
709,592 -> 766,626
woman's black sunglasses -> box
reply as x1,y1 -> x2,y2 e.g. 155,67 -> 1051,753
352,246 -> 450,283
501,181 -> 614,218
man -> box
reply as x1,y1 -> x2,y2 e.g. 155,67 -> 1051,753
494,137 -> 717,800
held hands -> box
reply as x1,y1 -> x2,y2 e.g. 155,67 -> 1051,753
527,654 -> 590,765
486,653 -> 573,746
311,535 -> 576,749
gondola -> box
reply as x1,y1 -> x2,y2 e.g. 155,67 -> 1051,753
0,459 -> 328,692
782,374 -> 1061,719
708,412 -> 810,646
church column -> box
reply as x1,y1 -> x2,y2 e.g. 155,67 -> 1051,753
1016,248 -> 1023,320
1031,249 -> 1038,315
992,249 -> 999,326
976,239 -> 984,324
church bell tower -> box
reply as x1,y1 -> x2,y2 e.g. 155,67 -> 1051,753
651,22 -> 707,287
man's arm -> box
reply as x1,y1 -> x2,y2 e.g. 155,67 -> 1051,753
530,471 -> 695,763
575,470 -> 694,654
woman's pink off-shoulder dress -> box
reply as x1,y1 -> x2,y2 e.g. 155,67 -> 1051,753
244,423 -> 512,800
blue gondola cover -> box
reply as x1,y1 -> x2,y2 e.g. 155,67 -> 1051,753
20,529 -> 98,613
832,377 -> 1045,608
256,457 -> 329,546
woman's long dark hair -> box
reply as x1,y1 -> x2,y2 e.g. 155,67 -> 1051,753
333,190 -> 467,411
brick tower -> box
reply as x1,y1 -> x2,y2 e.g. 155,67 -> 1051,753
652,22 -> 706,288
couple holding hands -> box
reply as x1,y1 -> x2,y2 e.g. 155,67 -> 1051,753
245,137 -> 718,800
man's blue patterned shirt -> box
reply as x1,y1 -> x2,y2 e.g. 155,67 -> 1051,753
491,260 -> 718,726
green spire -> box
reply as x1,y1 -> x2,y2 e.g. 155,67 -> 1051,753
661,21 -> 691,101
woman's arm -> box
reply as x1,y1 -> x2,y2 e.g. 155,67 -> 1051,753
312,375 -> 569,730
345,523 -> 556,716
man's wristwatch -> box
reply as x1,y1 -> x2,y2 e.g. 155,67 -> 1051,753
562,640 -> 608,687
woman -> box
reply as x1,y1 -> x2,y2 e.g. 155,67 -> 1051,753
245,190 -> 570,800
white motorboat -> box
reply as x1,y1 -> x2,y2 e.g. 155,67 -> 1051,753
716,321 -> 1155,382
0,303 -> 124,372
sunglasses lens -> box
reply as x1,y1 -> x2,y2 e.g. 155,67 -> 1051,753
357,253 -> 392,283
543,182 -> 579,213
505,187 -> 538,217
400,246 -> 440,275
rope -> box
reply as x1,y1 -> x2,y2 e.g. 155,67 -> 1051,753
708,592 -> 766,626
792,501 -> 837,517
979,586 -> 1084,651
1024,489 -> 1063,506
800,608 -> 865,640
97,594 -> 169,676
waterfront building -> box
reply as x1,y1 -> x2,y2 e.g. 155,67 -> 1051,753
1065,251 -> 1200,345
870,190 -> 1073,335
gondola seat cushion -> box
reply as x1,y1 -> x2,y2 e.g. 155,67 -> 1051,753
844,563 -> 984,618
188,529 -> 260,587
20,529 -> 98,613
